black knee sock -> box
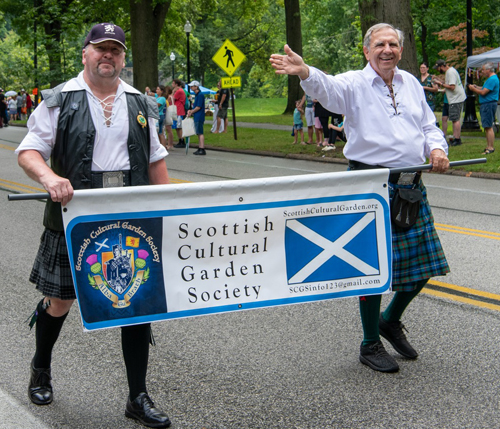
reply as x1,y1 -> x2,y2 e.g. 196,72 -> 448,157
33,299 -> 69,369
122,323 -> 150,400
383,279 -> 428,322
359,294 -> 382,346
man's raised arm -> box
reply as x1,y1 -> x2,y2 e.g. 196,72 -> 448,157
270,44 -> 310,80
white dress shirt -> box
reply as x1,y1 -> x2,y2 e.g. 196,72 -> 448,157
16,72 -> 167,172
301,64 -> 448,168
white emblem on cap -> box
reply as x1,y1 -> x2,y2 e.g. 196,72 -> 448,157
104,24 -> 115,34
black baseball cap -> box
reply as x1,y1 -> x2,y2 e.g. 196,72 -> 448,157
434,59 -> 446,68
83,23 -> 127,50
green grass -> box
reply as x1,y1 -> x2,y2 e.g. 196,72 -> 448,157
199,124 -> 340,160
231,98 -> 292,125
10,119 -> 28,126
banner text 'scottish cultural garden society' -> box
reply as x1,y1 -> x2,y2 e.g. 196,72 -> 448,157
63,170 -> 392,331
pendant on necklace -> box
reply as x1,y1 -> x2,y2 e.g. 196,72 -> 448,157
137,111 -> 147,128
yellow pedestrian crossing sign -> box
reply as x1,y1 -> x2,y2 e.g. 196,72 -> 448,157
221,76 -> 241,88
212,39 -> 245,77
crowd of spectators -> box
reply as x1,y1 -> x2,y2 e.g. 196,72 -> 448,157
0,88 -> 33,127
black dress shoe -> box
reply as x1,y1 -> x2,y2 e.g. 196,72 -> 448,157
359,341 -> 399,373
28,359 -> 53,405
125,392 -> 171,428
379,315 -> 418,359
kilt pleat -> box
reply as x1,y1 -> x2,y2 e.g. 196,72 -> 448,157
30,229 -> 76,300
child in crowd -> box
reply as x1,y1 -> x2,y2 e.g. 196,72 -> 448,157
324,114 -> 346,151
293,100 -> 306,145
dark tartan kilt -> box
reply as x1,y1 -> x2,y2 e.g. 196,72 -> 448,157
30,228 -> 76,300
390,180 -> 450,291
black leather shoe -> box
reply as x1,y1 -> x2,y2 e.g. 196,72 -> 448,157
28,359 -> 53,405
193,148 -> 206,155
174,140 -> 186,148
379,315 -> 418,359
125,392 -> 171,428
359,341 -> 399,373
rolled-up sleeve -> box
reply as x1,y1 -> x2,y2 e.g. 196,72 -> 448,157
15,101 -> 60,160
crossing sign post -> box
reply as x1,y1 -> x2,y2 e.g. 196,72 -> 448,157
212,40 -> 246,141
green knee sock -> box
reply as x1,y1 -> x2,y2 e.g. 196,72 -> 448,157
383,280 -> 428,322
359,294 -> 382,346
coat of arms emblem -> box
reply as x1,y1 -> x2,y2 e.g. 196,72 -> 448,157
85,233 -> 150,308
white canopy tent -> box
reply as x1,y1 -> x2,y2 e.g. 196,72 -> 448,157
465,47 -> 500,133
465,47 -> 500,85
466,47 -> 500,69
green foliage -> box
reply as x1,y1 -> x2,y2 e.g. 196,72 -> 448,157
1,0 -> 499,94
156,0 -> 286,92
302,0 -> 363,74
0,29 -> 35,90
412,0 -> 500,73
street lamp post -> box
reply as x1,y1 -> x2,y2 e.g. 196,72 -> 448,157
184,20 -> 192,84
462,0 -> 480,131
170,52 -> 176,81
33,0 -> 39,108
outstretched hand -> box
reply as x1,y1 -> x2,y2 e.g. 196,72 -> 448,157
269,44 -> 310,80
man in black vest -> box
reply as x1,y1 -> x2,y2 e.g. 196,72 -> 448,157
16,23 -> 171,428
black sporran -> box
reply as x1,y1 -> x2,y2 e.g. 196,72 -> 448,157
391,188 -> 423,229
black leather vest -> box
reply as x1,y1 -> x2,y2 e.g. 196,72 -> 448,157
42,84 -> 158,231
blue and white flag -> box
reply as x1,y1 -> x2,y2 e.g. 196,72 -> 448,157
63,169 -> 392,331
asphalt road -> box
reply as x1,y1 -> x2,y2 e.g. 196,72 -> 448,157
1,126 -> 499,428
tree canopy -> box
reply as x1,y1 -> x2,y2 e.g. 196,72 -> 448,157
0,0 -> 498,99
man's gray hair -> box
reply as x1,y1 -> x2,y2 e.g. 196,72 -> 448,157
482,62 -> 496,73
363,23 -> 404,50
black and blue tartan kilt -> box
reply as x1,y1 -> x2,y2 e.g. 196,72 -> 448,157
29,228 -> 76,300
390,180 -> 450,291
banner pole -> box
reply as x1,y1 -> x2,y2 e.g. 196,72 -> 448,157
8,192 -> 50,201
7,158 -> 487,202
389,158 -> 486,174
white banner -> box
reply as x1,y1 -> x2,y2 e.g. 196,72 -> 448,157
63,169 -> 392,331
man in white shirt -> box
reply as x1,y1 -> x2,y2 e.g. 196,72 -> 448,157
16,23 -> 171,428
433,59 -> 466,146
270,23 -> 450,374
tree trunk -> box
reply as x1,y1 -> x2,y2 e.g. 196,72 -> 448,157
284,0 -> 303,114
358,0 -> 418,76
44,21 -> 63,88
420,20 -> 428,66
129,0 -> 171,92
42,0 -> 74,88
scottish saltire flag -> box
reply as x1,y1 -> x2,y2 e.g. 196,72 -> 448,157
63,169 -> 392,331
285,212 -> 380,284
